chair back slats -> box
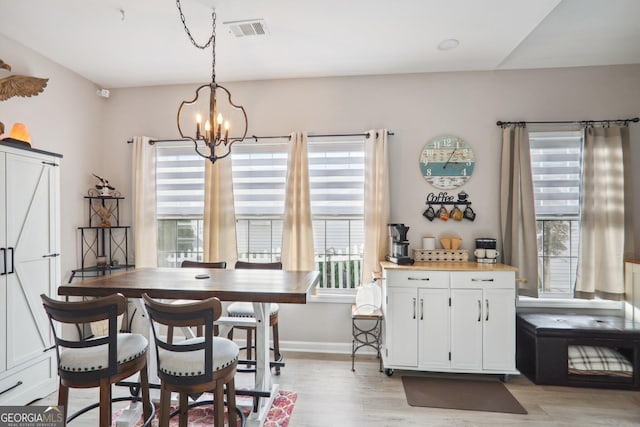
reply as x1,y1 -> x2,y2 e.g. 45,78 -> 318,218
143,294 -> 222,384
235,261 -> 282,270
181,260 -> 227,269
40,293 -> 125,380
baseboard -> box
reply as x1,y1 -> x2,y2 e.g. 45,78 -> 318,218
235,338 -> 378,355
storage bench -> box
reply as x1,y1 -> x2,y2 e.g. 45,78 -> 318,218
516,313 -> 640,390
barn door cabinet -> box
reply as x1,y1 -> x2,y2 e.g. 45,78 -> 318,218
0,141 -> 61,405
381,261 -> 519,377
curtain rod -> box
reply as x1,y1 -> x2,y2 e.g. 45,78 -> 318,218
127,130 -> 394,144
496,117 -> 639,127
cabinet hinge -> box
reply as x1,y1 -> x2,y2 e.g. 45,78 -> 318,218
448,352 -> 451,361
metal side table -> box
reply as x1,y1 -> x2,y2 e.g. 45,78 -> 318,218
351,304 -> 383,372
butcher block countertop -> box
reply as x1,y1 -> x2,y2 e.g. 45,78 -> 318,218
381,261 -> 518,272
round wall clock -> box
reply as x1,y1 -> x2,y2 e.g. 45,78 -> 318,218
419,135 -> 475,190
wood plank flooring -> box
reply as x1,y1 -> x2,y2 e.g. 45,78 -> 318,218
32,351 -> 640,426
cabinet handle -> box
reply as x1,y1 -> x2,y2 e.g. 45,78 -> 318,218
486,299 -> 489,321
420,298 -> 424,320
0,381 -> 23,396
1,248 -> 6,275
471,278 -> 494,282
42,253 -> 60,258
408,277 -> 430,281
7,247 -> 14,274
412,298 -> 416,319
477,300 -> 481,322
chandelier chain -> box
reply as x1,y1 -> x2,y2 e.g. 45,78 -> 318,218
176,0 -> 216,83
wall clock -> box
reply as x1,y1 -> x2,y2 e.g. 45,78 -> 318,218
419,135 -> 475,190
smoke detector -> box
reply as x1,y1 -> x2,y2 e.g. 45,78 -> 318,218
224,19 -> 268,37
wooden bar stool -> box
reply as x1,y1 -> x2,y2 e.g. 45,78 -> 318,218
40,293 -> 152,427
143,294 -> 240,427
227,261 -> 283,374
165,260 -> 227,342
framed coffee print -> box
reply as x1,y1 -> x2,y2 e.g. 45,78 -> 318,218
419,135 -> 475,189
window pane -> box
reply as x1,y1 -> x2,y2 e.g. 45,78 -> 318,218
531,130 -> 582,297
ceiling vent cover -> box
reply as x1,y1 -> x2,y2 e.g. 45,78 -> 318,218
224,19 -> 268,37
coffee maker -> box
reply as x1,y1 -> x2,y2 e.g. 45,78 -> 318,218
386,223 -> 415,265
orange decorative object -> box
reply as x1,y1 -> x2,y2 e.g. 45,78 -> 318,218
7,122 -> 31,146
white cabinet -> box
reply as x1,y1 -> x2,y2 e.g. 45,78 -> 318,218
450,271 -> 516,373
383,270 -> 450,370
382,262 -> 518,376
0,142 -> 60,405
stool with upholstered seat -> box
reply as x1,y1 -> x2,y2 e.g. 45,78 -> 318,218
40,293 -> 153,427
143,294 -> 240,427
227,260 -> 283,374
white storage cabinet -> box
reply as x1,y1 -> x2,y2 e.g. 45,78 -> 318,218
382,262 -> 518,378
0,141 -> 61,405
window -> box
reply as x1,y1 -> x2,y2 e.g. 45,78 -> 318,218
529,130 -> 582,297
231,137 -> 366,290
156,137 -> 366,291
156,143 -> 204,267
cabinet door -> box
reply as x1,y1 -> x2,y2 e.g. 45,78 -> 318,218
450,288 -> 483,370
0,152 -> 6,373
418,288 -> 450,369
5,153 -> 56,369
482,288 -> 516,371
386,287 -> 418,367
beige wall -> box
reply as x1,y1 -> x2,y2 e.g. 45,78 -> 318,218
3,30 -> 640,348
0,34 -> 106,281
100,66 -> 640,348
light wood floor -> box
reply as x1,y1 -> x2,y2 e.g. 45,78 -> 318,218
33,351 -> 640,426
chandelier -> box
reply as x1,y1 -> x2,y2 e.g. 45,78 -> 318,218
176,1 -> 248,163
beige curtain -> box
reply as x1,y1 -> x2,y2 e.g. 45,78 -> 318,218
575,126 -> 628,300
203,157 -> 238,266
499,125 -> 538,297
131,136 -> 157,268
362,129 -> 390,284
281,131 -> 314,271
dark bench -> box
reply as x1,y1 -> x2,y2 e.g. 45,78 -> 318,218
516,313 -> 640,390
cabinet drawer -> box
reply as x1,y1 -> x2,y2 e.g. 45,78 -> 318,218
385,270 -> 449,287
0,355 -> 56,406
451,271 -> 514,289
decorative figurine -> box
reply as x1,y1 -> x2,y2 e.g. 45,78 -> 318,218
0,58 -> 49,101
97,204 -> 116,227
93,173 -> 115,197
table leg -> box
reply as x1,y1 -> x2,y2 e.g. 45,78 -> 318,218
246,302 -> 278,427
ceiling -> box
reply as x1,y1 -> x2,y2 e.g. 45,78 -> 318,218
1,0 -> 639,89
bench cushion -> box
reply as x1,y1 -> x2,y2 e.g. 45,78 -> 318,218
568,345 -> 633,377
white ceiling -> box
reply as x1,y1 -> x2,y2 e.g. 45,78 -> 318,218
1,0 -> 639,89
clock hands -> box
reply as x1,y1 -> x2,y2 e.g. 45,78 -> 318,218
443,148 -> 457,169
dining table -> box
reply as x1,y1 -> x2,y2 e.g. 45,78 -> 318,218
58,267 -> 320,426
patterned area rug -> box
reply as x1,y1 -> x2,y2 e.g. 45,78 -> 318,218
113,390 -> 296,427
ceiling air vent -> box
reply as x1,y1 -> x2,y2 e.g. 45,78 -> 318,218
224,19 -> 268,38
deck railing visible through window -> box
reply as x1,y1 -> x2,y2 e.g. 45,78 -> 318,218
157,217 -> 364,289
536,218 -> 579,297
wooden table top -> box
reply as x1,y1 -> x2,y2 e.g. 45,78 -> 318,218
380,261 -> 518,272
58,267 -> 320,304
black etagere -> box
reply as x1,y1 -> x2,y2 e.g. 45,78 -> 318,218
69,196 -> 134,282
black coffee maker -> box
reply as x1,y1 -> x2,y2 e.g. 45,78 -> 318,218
385,223 -> 415,265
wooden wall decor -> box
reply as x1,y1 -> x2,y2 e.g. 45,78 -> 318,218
0,59 -> 49,101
